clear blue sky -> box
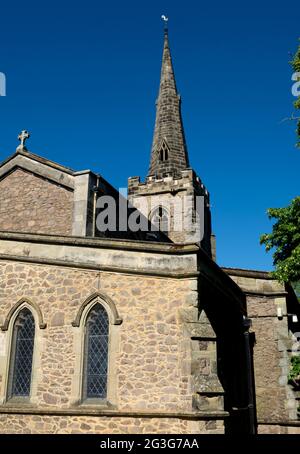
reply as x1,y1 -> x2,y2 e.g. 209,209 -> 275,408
0,0 -> 299,271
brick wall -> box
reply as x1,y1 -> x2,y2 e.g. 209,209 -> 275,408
0,169 -> 73,235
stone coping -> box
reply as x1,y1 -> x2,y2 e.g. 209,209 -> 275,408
0,254 -> 199,279
0,150 -> 114,194
0,406 -> 228,420
222,267 -> 273,280
243,290 -> 288,298
0,231 -> 199,255
0,232 -> 200,278
0,150 -> 76,176
258,420 -> 300,427
0,154 -> 75,190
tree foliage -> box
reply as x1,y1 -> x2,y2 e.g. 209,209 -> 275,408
288,356 -> 300,389
260,197 -> 300,283
292,281 -> 300,302
291,40 -> 300,147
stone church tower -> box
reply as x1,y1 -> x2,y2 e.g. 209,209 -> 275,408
128,30 -> 214,257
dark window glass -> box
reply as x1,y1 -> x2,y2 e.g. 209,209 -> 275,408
151,206 -> 169,233
8,308 -> 35,398
159,141 -> 169,161
83,304 -> 109,400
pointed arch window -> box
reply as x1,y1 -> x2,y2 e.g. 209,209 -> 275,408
158,140 -> 169,162
83,303 -> 109,400
150,206 -> 169,234
8,308 -> 35,399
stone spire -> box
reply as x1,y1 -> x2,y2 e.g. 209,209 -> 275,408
148,28 -> 190,178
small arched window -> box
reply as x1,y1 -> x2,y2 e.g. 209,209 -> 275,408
158,140 -> 169,162
150,206 -> 169,234
83,303 -> 109,400
8,308 -> 35,399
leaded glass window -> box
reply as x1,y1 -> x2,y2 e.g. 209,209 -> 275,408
83,303 -> 109,400
8,308 -> 35,399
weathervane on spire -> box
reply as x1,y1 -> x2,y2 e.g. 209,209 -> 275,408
161,14 -> 169,32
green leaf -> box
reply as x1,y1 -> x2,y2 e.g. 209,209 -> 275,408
261,197 -> 300,283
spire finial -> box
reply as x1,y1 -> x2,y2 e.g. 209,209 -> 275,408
17,130 -> 30,151
161,14 -> 169,33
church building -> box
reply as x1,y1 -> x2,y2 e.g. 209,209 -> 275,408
0,28 -> 299,434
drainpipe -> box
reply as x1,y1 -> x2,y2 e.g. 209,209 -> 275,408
243,316 -> 256,434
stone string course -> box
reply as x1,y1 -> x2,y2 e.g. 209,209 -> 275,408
258,424 -> 300,434
0,414 -> 224,434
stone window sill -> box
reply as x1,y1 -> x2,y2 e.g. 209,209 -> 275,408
0,400 -> 116,414
76,399 -> 116,411
0,398 -> 37,409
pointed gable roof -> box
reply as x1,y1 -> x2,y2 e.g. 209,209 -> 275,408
0,149 -> 88,189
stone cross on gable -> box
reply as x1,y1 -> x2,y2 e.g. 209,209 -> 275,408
17,130 -> 30,150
